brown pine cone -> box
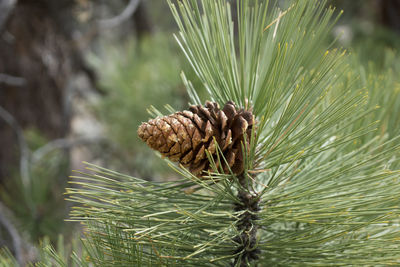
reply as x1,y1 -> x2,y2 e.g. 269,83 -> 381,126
137,101 -> 254,176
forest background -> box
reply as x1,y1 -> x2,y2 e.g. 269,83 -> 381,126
0,0 -> 400,264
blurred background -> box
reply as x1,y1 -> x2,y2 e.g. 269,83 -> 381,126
0,0 -> 399,264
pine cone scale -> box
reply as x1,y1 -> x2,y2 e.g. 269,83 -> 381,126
181,150 -> 194,164
175,115 -> 197,156
193,144 -> 206,164
178,111 -> 205,151
221,129 -> 232,150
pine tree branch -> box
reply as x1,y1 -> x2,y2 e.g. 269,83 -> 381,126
232,174 -> 261,266
0,0 -> 16,32
0,105 -> 31,187
97,0 -> 141,29
0,202 -> 23,265
0,73 -> 26,86
31,137 -> 105,164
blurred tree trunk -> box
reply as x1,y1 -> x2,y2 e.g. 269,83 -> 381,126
0,0 -> 95,181
379,0 -> 400,35
132,0 -> 153,39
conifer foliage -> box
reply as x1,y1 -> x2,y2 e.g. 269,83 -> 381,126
3,0 -> 398,266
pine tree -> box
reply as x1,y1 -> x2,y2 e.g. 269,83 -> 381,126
2,0 -> 400,266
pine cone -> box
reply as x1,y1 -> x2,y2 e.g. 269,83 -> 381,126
137,101 -> 254,176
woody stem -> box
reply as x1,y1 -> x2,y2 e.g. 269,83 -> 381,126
232,174 -> 261,266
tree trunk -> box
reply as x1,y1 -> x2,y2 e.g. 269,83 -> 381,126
0,0 -> 94,181
132,0 -> 153,38
379,0 -> 400,35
